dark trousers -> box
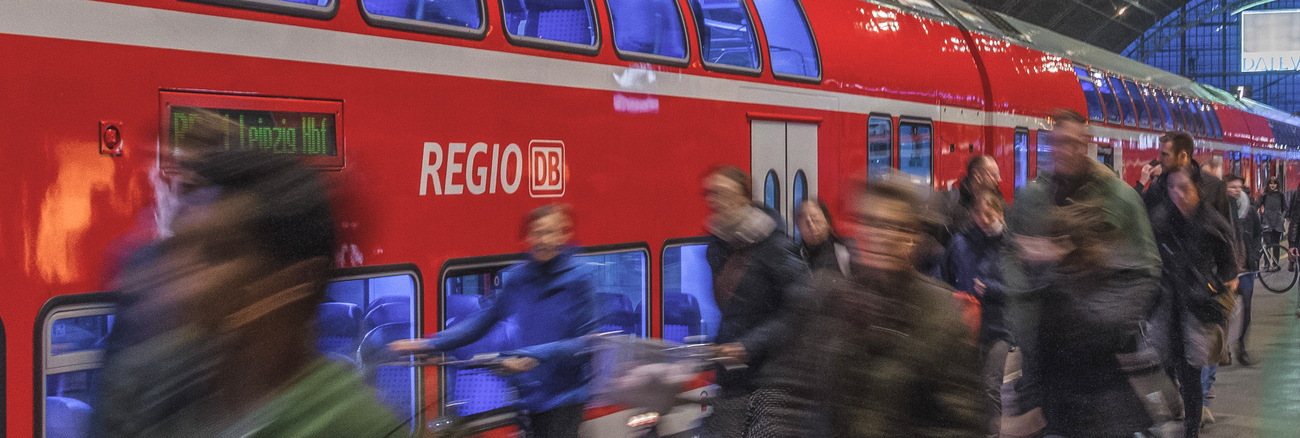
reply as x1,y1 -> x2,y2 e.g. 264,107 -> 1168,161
1265,231 -> 1282,264
529,404 -> 584,438
981,340 -> 1011,438
1168,325 -> 1203,438
1237,273 -> 1255,352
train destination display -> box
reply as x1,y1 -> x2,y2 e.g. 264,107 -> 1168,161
169,106 -> 337,156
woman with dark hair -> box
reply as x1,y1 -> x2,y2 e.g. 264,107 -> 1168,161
1258,177 -> 1285,268
1149,166 -> 1238,436
796,199 -> 855,277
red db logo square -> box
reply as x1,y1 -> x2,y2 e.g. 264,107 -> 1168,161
529,140 -> 565,198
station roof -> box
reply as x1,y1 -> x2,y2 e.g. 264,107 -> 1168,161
965,0 -> 1191,54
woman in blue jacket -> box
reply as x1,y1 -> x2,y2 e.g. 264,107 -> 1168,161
941,190 -> 1013,438
392,204 -> 597,437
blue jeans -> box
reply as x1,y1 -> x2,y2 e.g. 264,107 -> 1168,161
1201,365 -> 1217,407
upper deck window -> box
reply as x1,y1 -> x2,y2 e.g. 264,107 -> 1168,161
1108,76 -> 1136,127
1140,84 -> 1164,131
752,0 -> 820,80
1155,89 -> 1176,130
502,0 -> 600,53
606,0 -> 689,63
1074,66 -> 1105,123
1183,98 -> 1206,136
689,0 -> 762,73
1123,80 -> 1150,130
1095,72 -> 1123,126
185,0 -> 338,19
1206,105 -> 1224,139
360,0 -> 486,38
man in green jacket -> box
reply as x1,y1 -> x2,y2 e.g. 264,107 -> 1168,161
1002,109 -> 1163,437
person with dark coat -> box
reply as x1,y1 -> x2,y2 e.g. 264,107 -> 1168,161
1258,177 -> 1286,268
946,155 -> 1004,244
770,176 -> 983,438
796,198 -> 855,277
1148,166 -> 1238,436
391,204 -> 598,437
1003,109 -> 1162,437
941,191 -> 1013,438
700,165 -> 810,438
1143,132 -> 1230,221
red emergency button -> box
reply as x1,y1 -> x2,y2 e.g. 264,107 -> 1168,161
100,121 -> 123,156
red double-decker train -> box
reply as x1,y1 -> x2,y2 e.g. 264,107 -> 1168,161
5,0 -> 1299,436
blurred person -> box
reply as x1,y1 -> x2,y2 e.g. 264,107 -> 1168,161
1148,166 -> 1238,436
96,150 -> 408,438
1003,109 -> 1163,437
776,176 -> 983,437
948,155 -> 1004,239
1143,132 -> 1230,220
1198,174 -> 1260,424
390,204 -> 597,438
796,198 -> 855,277
1258,177 -> 1285,269
1135,160 -> 1162,196
699,164 -> 810,438
941,190 -> 1013,438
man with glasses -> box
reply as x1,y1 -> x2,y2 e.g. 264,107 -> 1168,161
1003,109 -> 1163,437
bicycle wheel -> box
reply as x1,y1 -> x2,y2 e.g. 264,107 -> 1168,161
1258,244 -> 1297,293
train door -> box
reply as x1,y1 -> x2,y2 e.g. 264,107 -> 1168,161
751,120 -> 818,236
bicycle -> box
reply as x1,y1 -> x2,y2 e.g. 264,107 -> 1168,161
374,351 -> 528,438
1256,243 -> 1297,293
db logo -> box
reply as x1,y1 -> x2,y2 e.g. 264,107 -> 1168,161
529,140 -> 565,198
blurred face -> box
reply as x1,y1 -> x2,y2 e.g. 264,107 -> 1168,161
703,174 -> 749,216
973,159 -> 1002,191
1169,171 -> 1199,217
797,201 -> 830,246
1051,121 -> 1091,176
526,212 -> 572,262
1159,141 -> 1189,172
164,193 -> 270,326
1227,180 -> 1244,199
971,202 -> 1003,236
852,193 -> 917,272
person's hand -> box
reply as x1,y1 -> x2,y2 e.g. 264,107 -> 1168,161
714,342 -> 748,365
388,338 -> 435,354
1290,247 -> 1298,259
1139,163 -> 1155,185
1224,278 -> 1240,294
1016,235 -> 1071,264
973,278 -> 987,298
499,357 -> 539,375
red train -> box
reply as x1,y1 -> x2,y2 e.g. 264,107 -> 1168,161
5,0 -> 1299,436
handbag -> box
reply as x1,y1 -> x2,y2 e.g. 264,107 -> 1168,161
1159,243 -> 1229,325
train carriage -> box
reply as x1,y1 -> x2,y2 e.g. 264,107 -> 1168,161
5,0 -> 1300,437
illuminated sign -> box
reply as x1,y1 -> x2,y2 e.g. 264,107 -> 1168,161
170,107 -> 337,156
161,92 -> 344,167
1241,10 -> 1300,73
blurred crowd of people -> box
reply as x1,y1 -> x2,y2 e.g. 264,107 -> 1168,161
93,107 -> 1278,438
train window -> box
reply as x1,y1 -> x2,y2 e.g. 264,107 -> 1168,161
360,0 -> 486,39
1123,80 -> 1150,130
1074,66 -> 1105,123
1094,72 -> 1123,126
1184,98 -> 1206,136
898,120 -> 933,184
1208,106 -> 1224,139
1140,85 -> 1164,131
1196,103 -> 1213,138
1037,128 -> 1053,174
689,0 -> 762,73
185,0 -> 338,20
40,302 -> 115,438
576,245 -> 650,338
662,240 -> 721,343
324,268 -> 421,429
501,0 -> 600,54
868,115 -> 893,178
1155,89 -> 1176,131
1108,77 -> 1136,127
764,170 -> 781,213
606,0 -> 689,63
1014,128 -> 1029,188
753,0 -> 821,80
792,170 -> 808,241
441,256 -> 523,416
